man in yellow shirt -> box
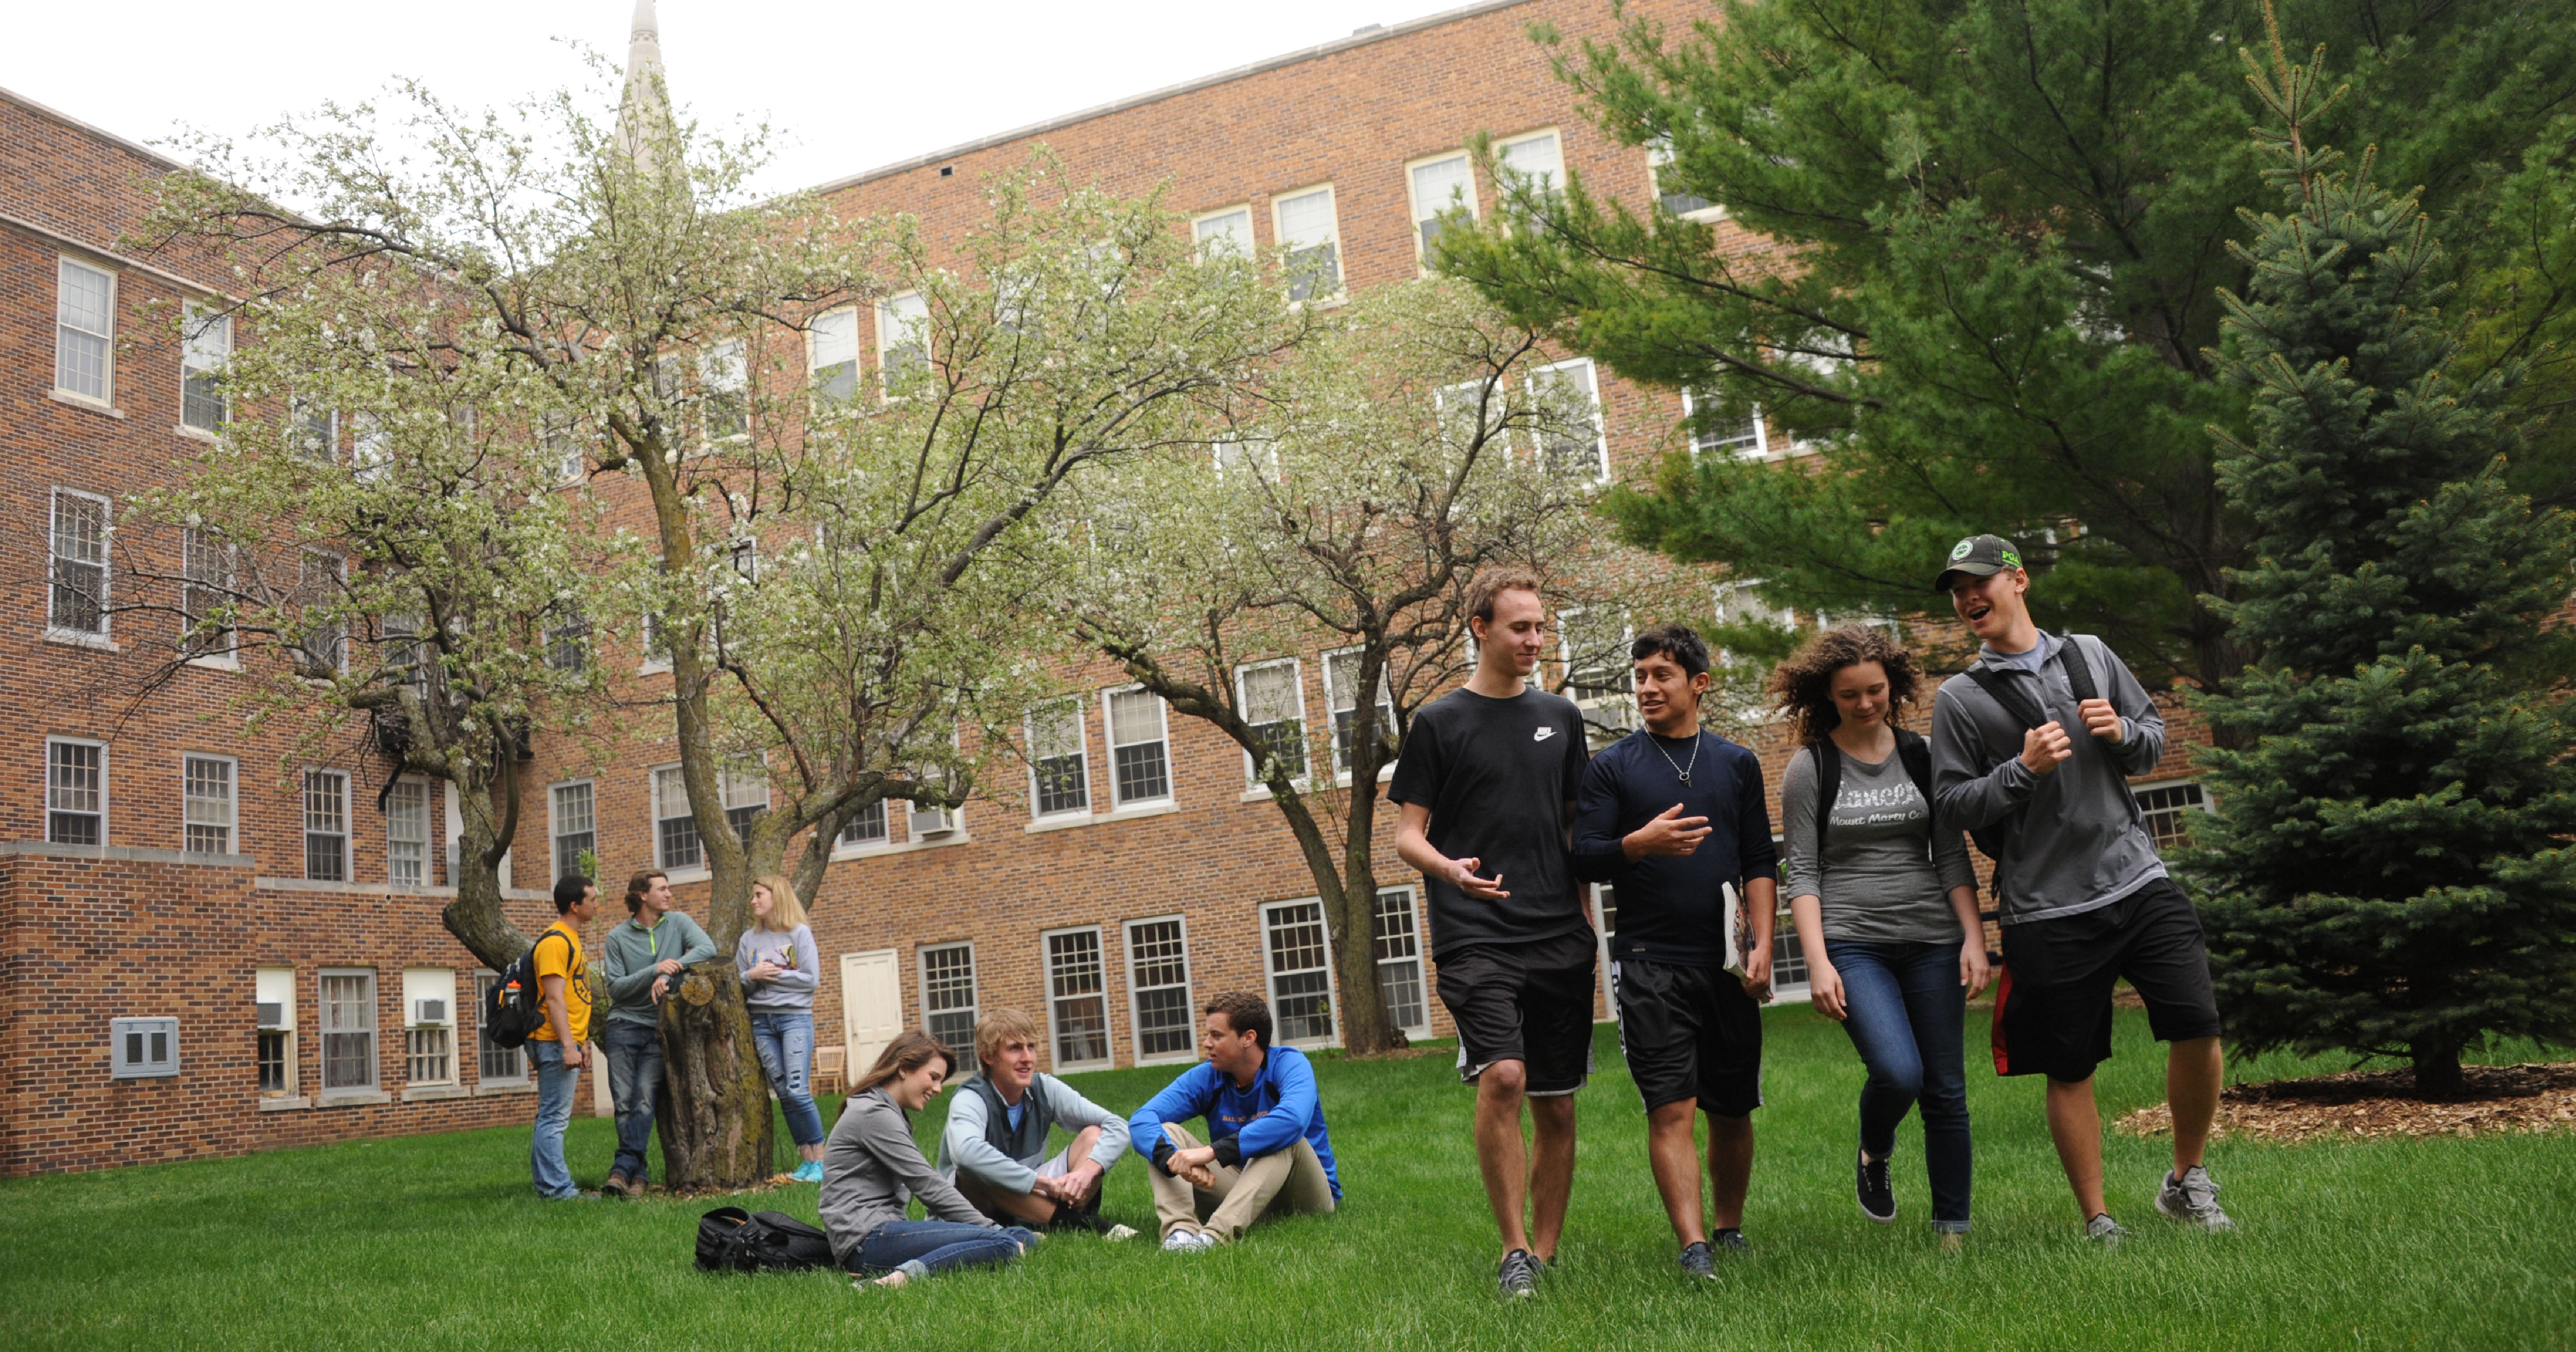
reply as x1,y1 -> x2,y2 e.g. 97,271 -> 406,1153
529,875 -> 599,1200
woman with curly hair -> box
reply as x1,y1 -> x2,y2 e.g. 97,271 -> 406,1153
1771,625 -> 1989,1241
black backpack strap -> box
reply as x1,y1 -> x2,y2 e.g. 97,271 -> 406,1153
1962,663 -> 2048,732
2056,632 -> 2102,705
1806,739 -> 1840,867
1894,727 -> 1935,806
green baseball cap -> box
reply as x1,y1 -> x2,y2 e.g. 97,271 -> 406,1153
1933,534 -> 2024,592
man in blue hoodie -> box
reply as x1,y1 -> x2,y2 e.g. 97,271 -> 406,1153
1128,990 -> 1340,1252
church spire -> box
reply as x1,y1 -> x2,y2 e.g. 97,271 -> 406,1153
615,0 -> 673,166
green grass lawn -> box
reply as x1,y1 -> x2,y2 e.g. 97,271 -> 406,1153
6,1005 -> 2571,1351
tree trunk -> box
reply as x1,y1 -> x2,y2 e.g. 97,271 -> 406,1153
656,964 -> 777,1188
439,766 -> 531,970
2412,1041 -> 2466,1101
1320,869 -> 1399,1056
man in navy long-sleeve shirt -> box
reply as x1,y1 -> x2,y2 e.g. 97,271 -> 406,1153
1571,623 -> 1778,1280
1127,990 -> 1338,1251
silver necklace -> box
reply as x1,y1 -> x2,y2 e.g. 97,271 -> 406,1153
1650,730 -> 1701,786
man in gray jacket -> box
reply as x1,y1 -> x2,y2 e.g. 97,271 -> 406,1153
592,869 -> 718,1197
1929,535 -> 2232,1244
938,1009 -> 1134,1236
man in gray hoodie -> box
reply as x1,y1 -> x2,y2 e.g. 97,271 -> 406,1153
1928,535 -> 2232,1244
592,869 -> 718,1197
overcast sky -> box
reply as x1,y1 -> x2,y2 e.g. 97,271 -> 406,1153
8,0 -> 1452,196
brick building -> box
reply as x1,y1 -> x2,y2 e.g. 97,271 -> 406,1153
1,0 -> 2215,1175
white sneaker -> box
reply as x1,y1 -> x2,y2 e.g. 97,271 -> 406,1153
1161,1228 -> 1216,1254
1105,1223 -> 1139,1242
2156,1165 -> 2235,1231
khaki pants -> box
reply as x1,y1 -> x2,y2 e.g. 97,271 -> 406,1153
1149,1122 -> 1336,1243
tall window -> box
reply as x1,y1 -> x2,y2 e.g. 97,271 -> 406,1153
550,781 -> 595,881
47,489 -> 108,637
1105,686 -> 1171,806
404,969 -> 455,1085
319,970 -> 376,1091
2139,782 -> 2210,851
1771,889 -> 1810,994
181,304 -> 230,431
653,764 -> 701,870
722,763 -> 769,845
386,780 -> 430,887
839,799 -> 888,848
1027,699 -> 1090,818
1682,387 -> 1766,459
878,293 -> 929,387
1372,888 -> 1428,1034
291,401 -> 339,463
256,967 -> 295,1096
703,341 -> 748,441
55,258 -> 114,401
351,413 -> 389,479
1560,607 -> 1637,741
810,308 -> 860,403
1272,186 -> 1342,302
1406,153 -> 1476,264
1125,917 -> 1193,1061
1648,138 -> 1719,218
1044,928 -> 1111,1068
474,972 -> 526,1082
544,608 -> 589,672
920,943 -> 977,1054
45,739 -> 105,846
1322,647 -> 1397,778
382,614 -> 428,696
181,525 -> 235,660
1530,358 -> 1607,483
1235,659 -> 1309,786
303,771 -> 349,881
183,755 -> 235,855
1497,129 -> 1566,203
1193,206 -> 1253,259
294,551 -> 347,674
1263,900 -> 1334,1045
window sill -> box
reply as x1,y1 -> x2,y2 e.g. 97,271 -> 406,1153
315,1089 -> 391,1107
1236,782 -> 1315,804
174,424 -> 219,443
43,629 -> 120,653
0,841 -> 254,867
829,831 -> 975,858
472,1080 -> 535,1097
49,389 -> 125,418
1131,1052 -> 1198,1069
1023,801 -> 1179,834
184,653 -> 242,672
1328,764 -> 1399,789
258,1096 -> 311,1113
402,1084 -> 469,1103
637,660 -> 671,676
1676,204 -> 1729,225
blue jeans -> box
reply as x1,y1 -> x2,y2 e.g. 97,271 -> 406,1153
529,1040 -> 581,1199
840,1220 -> 1033,1282
601,1019 -> 664,1183
1825,939 -> 1972,1231
750,1009 -> 825,1146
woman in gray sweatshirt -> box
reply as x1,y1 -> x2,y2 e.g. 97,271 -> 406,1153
1772,626 -> 1989,1239
819,1031 -> 1034,1287
737,876 -> 824,1180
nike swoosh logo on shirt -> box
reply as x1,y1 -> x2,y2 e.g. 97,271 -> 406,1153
1533,726 -> 1555,741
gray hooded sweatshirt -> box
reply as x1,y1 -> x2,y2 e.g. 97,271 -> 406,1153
1929,632 -> 2168,926
817,1088 -> 993,1262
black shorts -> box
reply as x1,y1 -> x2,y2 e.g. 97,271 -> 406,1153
1613,957 -> 1763,1117
1437,930 -> 1598,1097
1993,877 -> 2223,1083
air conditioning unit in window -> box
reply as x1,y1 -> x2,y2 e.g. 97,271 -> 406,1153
256,1002 -> 285,1030
414,998 -> 447,1025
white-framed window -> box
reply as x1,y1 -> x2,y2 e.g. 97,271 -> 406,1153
549,781 -> 595,882
639,608 -> 673,673
1124,916 -> 1194,1063
1261,900 -> 1335,1047
1104,685 -> 1173,807
318,968 -> 377,1090
181,304 -> 230,431
183,754 -> 236,855
1027,698 -> 1091,818
809,307 -> 860,403
1594,881 -> 1620,1012
1682,387 -> 1766,459
386,779 -> 430,888
703,340 -> 748,441
1271,185 -> 1342,302
181,525 -> 236,662
45,738 -> 107,846
1321,647 -> 1397,780
55,257 -> 114,402
47,488 -> 110,638
1371,887 -> 1430,1036
1496,128 -> 1566,202
839,798 -> 889,848
256,966 -> 296,1095
877,292 -> 929,389
403,968 -> 456,1085
919,942 -> 977,1054
353,412 -> 391,481
2137,780 -> 2210,852
1193,204 -> 1255,260
303,769 -> 350,882
1235,658 -> 1310,787
544,608 -> 589,673
110,1016 -> 180,1080
722,761 -> 769,845
382,614 -> 429,696
1558,606 -> 1637,740
1769,868 -> 1810,999
1529,358 -> 1608,483
294,551 -> 348,674
473,971 -> 526,1083
1648,137 -> 1723,221
653,763 -> 701,870
1406,152 -> 1477,267
1043,927 -> 1112,1069
291,400 -> 340,464
543,415 -> 582,485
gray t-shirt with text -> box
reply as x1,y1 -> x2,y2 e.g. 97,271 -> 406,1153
1780,743 -> 1976,946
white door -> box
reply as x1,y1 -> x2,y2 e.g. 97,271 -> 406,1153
840,949 -> 904,1081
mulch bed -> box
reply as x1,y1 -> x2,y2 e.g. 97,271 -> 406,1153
2114,1062 -> 2576,1142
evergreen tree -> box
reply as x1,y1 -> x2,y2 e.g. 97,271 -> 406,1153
2193,26 -> 2576,1098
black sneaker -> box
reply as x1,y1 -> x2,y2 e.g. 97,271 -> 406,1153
1710,1228 -> 1750,1255
1856,1150 -> 1896,1224
1497,1248 -> 1539,1298
1678,1241 -> 1716,1281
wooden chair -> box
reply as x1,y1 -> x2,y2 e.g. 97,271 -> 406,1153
811,1045 -> 846,1096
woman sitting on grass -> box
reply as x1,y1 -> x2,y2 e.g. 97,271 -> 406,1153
819,1031 -> 1036,1289
1773,625 -> 1990,1242
738,875 -> 826,1183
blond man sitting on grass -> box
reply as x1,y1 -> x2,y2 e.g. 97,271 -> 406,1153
936,1009 -> 1136,1237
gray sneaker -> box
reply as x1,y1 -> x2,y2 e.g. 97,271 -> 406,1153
1497,1248 -> 1540,1298
1678,1241 -> 1715,1281
2156,1165 -> 2235,1231
2084,1212 -> 2129,1247
1710,1228 -> 1750,1255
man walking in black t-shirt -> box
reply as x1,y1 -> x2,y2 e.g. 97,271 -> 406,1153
1571,624 -> 1776,1280
1392,566 -> 1595,1298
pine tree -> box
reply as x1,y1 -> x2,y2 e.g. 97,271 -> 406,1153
2194,22 -> 2576,1098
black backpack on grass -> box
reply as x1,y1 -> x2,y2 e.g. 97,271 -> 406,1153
481,929 -> 573,1050
694,1207 -> 835,1273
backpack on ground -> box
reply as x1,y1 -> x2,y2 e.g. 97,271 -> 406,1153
480,929 -> 571,1050
694,1207 -> 836,1273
